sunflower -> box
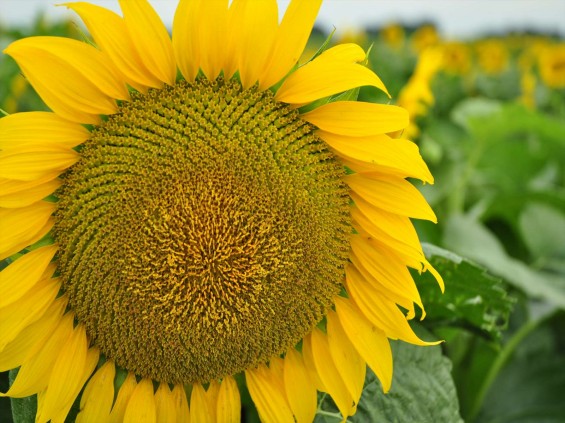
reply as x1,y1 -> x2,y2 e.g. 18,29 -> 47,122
475,39 -> 509,75
538,43 -> 565,89
0,1 -> 443,422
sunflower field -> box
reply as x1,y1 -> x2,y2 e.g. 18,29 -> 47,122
1,2 -> 564,423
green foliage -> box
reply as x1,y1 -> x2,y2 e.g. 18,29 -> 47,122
417,243 -> 514,341
477,313 -> 565,423
417,47 -> 565,423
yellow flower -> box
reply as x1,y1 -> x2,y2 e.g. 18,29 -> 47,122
475,39 -> 509,75
0,1 -> 442,422
538,43 -> 565,89
519,69 -> 537,109
411,25 -> 440,54
440,41 -> 472,75
380,23 -> 406,50
397,47 -> 444,138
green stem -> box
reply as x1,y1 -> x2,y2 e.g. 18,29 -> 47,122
315,410 -> 343,420
467,312 -> 555,422
316,392 -> 344,421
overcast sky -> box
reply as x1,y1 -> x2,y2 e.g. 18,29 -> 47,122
1,0 -> 564,39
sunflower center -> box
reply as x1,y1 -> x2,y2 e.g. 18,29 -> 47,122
54,78 -> 350,384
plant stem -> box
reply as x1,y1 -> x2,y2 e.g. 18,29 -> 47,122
467,312 -> 556,422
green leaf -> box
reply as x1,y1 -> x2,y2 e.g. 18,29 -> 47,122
415,243 -> 514,341
443,214 -> 565,308
477,314 -> 565,423
315,331 -> 464,422
9,369 -> 35,423
519,202 -> 565,265
450,97 -> 502,130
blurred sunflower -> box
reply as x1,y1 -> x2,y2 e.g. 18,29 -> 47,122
475,39 -> 509,75
538,43 -> 565,89
411,24 -> 440,54
380,23 -> 406,50
440,41 -> 472,75
397,47 -> 444,139
0,0 -> 442,422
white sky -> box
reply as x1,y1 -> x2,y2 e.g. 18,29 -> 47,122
1,0 -> 564,39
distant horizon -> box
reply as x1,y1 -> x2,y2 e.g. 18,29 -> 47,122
1,0 -> 564,40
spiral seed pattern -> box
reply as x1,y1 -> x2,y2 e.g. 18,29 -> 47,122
55,78 -> 351,383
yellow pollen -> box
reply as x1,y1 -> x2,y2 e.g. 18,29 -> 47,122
54,78 -> 351,383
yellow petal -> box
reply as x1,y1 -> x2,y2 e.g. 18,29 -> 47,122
172,0 -> 201,82
217,376 -> 240,423
108,373 -> 137,423
49,347 -> 99,423
0,173 -> 58,196
0,275 -> 60,350
310,327 -> 355,418
155,383 -> 177,423
265,356 -> 287,405
301,333 -> 326,392
119,0 -> 176,86
283,348 -> 317,423
1,311 -> 73,398
0,111 -> 89,150
352,192 -> 426,260
0,178 -> 60,208
334,297 -> 393,392
124,378 -> 157,423
0,202 -> 55,260
339,155 -> 408,177
302,102 -> 409,136
423,259 -> 445,292
0,297 -> 65,372
189,383 -> 211,423
259,0 -> 322,89
76,361 -> 116,423
205,381 -> 220,423
346,265 -> 439,346
172,384 -> 190,423
64,2 -> 161,91
350,249 -> 421,318
326,310 -> 366,410
10,36 -> 128,101
0,245 -> 57,308
276,48 -> 388,104
346,172 -> 437,222
245,364 -> 294,423
351,201 -> 425,270
0,218 -> 53,262
0,145 -> 78,181
316,43 -> 367,63
350,235 -> 423,307
198,0 -> 229,80
4,40 -> 118,124
231,0 -> 278,89
37,324 -> 89,423
319,130 -> 433,183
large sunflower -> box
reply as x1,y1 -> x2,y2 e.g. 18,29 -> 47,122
0,1 -> 443,422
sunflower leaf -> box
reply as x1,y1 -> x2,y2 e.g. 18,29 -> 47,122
518,202 -> 565,268
315,330 -> 463,422
443,214 -> 565,309
9,369 -> 35,423
414,243 -> 515,341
